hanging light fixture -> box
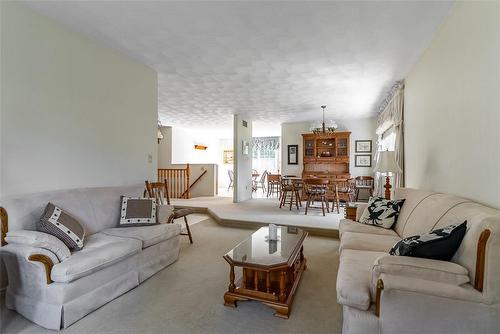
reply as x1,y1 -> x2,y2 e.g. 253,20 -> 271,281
157,120 -> 164,144
310,105 -> 338,134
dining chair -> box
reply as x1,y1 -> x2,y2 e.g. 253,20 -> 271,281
267,174 -> 281,197
227,170 -> 234,191
330,178 -> 355,213
145,180 -> 193,244
255,170 -> 268,193
354,176 -> 374,201
304,178 -> 330,216
279,178 -> 300,211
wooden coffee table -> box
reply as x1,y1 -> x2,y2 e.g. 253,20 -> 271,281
223,226 -> 308,319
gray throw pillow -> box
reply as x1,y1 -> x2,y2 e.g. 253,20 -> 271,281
38,203 -> 85,251
5,230 -> 71,261
359,196 -> 405,229
119,196 -> 157,227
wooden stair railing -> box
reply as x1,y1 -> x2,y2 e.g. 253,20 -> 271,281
158,164 -> 191,199
180,169 -> 208,199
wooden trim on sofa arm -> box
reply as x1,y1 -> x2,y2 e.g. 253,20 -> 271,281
475,229 -> 491,292
28,254 -> 54,284
1,207 -> 7,246
375,279 -> 384,317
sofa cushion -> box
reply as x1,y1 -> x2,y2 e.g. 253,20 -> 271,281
38,203 -> 85,250
339,219 -> 400,238
51,233 -> 142,283
359,197 -> 406,229
337,249 -> 387,310
390,222 -> 467,261
340,232 -> 401,253
102,223 -> 181,249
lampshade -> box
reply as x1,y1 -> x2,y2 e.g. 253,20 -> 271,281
374,150 -> 402,173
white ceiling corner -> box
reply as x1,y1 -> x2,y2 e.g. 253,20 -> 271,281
24,0 -> 453,129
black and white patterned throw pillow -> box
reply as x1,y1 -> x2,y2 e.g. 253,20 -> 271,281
358,196 -> 405,229
119,197 -> 157,227
38,203 -> 85,251
390,222 -> 467,261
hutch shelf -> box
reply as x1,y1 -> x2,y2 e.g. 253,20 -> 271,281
302,132 -> 351,180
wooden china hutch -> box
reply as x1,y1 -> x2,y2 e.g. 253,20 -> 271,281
302,132 -> 351,181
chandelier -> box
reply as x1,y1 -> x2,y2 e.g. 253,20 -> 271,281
310,105 -> 338,134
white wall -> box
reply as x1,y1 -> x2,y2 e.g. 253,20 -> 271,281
404,1 -> 500,209
157,126 -> 217,197
171,127 -> 221,164
0,2 -> 158,198
281,118 -> 377,177
233,115 -> 252,202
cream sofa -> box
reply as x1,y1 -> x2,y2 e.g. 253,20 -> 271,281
0,186 -> 181,330
337,187 -> 500,334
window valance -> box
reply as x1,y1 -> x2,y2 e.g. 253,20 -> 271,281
252,136 -> 280,151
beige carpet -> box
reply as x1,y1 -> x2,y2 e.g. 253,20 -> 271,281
1,219 -> 342,334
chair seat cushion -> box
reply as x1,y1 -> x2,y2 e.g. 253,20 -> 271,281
337,249 -> 387,310
102,223 -> 181,249
51,233 -> 142,283
340,219 -> 400,238
340,232 -> 401,253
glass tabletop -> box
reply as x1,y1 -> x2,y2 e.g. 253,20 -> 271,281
225,226 -> 307,267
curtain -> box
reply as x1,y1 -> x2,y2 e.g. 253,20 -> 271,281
252,136 -> 280,151
374,81 -> 405,196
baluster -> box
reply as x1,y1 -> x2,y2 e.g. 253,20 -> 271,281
254,271 -> 259,291
266,272 -> 270,293
242,268 -> 246,289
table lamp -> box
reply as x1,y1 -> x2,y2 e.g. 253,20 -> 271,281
374,150 -> 402,200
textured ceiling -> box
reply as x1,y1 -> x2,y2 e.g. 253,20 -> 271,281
25,1 -> 452,129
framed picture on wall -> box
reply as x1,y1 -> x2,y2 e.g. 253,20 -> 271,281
355,154 -> 372,167
355,140 -> 372,153
223,150 -> 234,164
287,145 -> 298,165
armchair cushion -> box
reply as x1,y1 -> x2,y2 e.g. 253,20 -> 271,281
5,230 -> 71,261
371,255 -> 470,298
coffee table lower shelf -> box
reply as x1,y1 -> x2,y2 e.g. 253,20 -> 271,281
223,255 -> 307,319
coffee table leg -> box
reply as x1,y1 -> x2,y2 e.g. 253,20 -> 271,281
279,271 -> 286,302
229,265 -> 235,292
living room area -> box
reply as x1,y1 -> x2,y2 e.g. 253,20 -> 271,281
1,1 -> 500,334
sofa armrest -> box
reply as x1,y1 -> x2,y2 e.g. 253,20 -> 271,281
376,273 -> 485,309
371,255 -> 470,298
355,203 -> 368,221
1,244 -> 59,284
375,274 -> 497,332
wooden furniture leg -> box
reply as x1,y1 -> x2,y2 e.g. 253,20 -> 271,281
229,265 -> 235,292
183,216 -> 193,244
279,271 -> 286,302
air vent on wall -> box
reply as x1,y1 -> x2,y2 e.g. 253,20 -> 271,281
242,120 -> 248,127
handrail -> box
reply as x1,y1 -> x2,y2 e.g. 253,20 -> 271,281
180,170 -> 208,199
